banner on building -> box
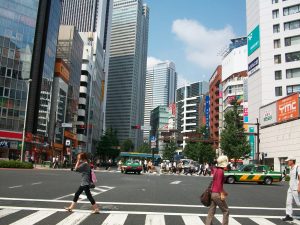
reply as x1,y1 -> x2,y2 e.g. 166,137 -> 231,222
248,25 -> 260,56
249,127 -> 255,159
260,102 -> 277,127
205,96 -> 210,131
277,93 -> 299,123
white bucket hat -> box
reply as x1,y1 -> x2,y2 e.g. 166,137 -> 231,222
217,155 -> 229,168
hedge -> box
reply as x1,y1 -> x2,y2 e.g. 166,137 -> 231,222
0,160 -> 33,169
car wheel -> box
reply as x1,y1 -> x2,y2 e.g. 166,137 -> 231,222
227,176 -> 235,184
138,171 -> 141,175
264,177 -> 273,185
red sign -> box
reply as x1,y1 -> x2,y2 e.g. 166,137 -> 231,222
277,93 -> 299,123
0,130 -> 22,140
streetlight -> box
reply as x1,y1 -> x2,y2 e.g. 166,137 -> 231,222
21,79 -> 32,162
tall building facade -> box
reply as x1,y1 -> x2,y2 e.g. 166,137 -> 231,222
209,66 -> 222,151
61,0 -> 99,32
106,0 -> 149,149
144,61 -> 177,141
246,0 -> 300,124
246,0 -> 300,169
176,81 -> 209,149
0,0 -> 62,160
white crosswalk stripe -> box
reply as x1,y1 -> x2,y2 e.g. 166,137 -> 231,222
145,214 -> 166,225
251,217 -> 277,224
1,208 -> 298,225
102,213 -> 128,225
0,209 -> 20,219
56,212 -> 90,225
9,211 -> 56,225
181,215 -> 205,225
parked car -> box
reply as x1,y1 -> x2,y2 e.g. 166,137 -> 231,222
224,164 -> 282,185
121,160 -> 143,174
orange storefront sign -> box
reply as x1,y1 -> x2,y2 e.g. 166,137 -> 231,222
55,59 -> 70,83
277,93 -> 299,123
54,143 -> 63,150
64,130 -> 77,140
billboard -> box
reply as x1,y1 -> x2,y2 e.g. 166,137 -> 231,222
248,25 -> 260,56
205,96 -> 210,131
260,102 -> 277,127
277,93 -> 299,123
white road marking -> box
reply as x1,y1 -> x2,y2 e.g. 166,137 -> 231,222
9,210 -> 56,225
31,182 -> 42,186
55,194 -> 73,200
0,209 -> 20,219
290,220 -> 300,225
251,217 -> 277,224
216,215 -> 241,225
170,181 -> 182,184
79,191 -> 98,200
102,213 -> 128,225
0,197 -> 298,212
181,215 -> 204,225
56,212 -> 89,225
145,214 -> 165,225
8,185 -> 22,189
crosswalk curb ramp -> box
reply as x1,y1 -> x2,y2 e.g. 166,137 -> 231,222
1,207 -> 300,225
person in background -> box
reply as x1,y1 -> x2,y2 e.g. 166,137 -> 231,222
282,157 -> 300,222
206,155 -> 229,225
65,153 -> 99,214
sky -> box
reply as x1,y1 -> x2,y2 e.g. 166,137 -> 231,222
144,0 -> 247,87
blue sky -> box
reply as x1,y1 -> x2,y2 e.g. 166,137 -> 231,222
144,0 -> 246,86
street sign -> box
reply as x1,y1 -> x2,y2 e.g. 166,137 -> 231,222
150,136 -> 156,142
65,139 -> 71,147
66,147 -> 71,155
61,123 -> 73,128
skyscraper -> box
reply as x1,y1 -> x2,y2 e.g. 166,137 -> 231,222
106,0 -> 149,149
61,0 -> 99,32
144,61 -> 177,141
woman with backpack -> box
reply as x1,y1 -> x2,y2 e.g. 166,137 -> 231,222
205,155 -> 229,225
64,153 -> 100,214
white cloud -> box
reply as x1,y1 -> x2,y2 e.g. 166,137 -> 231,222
177,75 -> 191,89
172,19 -> 235,69
147,56 -> 163,68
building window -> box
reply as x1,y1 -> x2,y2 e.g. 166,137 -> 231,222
285,35 -> 300,46
272,0 -> 278,3
273,24 -> 280,33
283,4 -> 300,16
287,85 -> 300,94
275,70 -> 282,80
274,54 -> 281,64
275,86 -> 282,96
274,39 -> 281,48
285,51 -> 300,62
272,9 -> 279,19
286,68 -> 300,79
284,20 -> 300,30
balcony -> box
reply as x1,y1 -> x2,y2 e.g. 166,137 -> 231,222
80,86 -> 87,94
78,109 -> 86,117
80,75 -> 88,83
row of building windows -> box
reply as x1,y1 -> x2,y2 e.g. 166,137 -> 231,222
273,35 -> 300,48
273,20 -> 300,33
275,84 -> 300,96
274,51 -> 300,64
275,68 -> 300,80
272,4 -> 300,19
272,0 -> 289,4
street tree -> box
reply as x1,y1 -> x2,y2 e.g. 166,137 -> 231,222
122,139 -> 134,152
162,140 -> 177,160
220,100 -> 251,161
184,142 -> 215,163
96,128 -> 120,161
138,142 -> 151,153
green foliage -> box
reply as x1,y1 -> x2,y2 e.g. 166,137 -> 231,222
97,128 -> 120,160
0,160 -> 33,169
121,139 -> 134,152
138,142 -> 151,153
184,142 -> 215,163
220,100 -> 251,160
163,141 -> 177,160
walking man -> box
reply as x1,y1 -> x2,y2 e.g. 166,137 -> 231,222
282,157 -> 300,222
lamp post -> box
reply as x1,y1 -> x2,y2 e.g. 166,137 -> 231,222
21,79 -> 32,162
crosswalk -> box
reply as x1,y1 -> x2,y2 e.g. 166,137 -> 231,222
55,186 -> 115,201
1,207 -> 299,225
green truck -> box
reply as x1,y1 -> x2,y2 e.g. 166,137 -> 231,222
224,164 -> 282,185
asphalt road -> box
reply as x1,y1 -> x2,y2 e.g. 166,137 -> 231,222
0,168 -> 299,225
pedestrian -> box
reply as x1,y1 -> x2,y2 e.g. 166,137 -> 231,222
118,159 -> 122,171
205,155 -> 229,225
147,160 -> 153,173
64,152 -> 100,214
282,157 -> 300,222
